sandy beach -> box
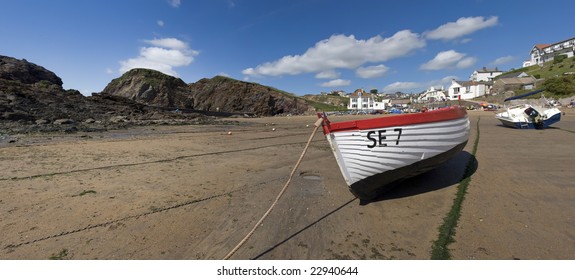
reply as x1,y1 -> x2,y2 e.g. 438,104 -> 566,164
1,109 -> 574,260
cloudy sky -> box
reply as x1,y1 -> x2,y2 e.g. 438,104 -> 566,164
1,0 -> 573,95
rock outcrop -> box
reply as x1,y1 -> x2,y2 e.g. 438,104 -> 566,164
0,55 -> 63,86
101,68 -> 194,109
102,70 -> 311,116
0,56 -> 209,134
1,55 -> 315,135
188,76 -> 310,116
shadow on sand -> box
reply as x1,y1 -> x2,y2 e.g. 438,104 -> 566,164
363,151 -> 478,204
251,196 -> 358,260
252,151 -> 477,259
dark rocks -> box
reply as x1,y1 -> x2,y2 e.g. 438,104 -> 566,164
3,111 -> 34,121
101,68 -> 194,109
53,119 -> 75,125
109,116 -> 127,123
188,76 -> 310,116
0,64 -> 210,134
0,55 -> 63,86
1,55 -> 314,135
102,70 -> 311,117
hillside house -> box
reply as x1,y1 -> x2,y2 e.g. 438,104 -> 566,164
347,89 -> 387,110
492,72 -> 538,93
470,67 -> 503,82
417,87 -> 447,103
389,99 -> 411,108
447,80 -> 491,100
523,37 -> 575,67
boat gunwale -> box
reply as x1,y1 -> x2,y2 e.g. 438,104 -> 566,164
319,106 -> 468,135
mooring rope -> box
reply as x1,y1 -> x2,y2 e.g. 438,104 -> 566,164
223,118 -> 324,260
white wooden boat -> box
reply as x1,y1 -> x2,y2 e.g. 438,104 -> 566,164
318,106 -> 470,200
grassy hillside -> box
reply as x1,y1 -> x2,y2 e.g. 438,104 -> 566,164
301,94 -> 348,111
304,99 -> 347,112
518,55 -> 575,79
492,56 -> 575,100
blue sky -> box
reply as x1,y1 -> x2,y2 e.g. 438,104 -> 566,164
1,0 -> 573,96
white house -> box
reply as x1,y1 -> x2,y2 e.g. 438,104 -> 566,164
347,89 -> 387,110
417,87 -> 447,103
447,80 -> 490,100
523,37 -> 575,67
470,67 -> 503,82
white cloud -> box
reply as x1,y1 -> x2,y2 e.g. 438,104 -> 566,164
383,76 -> 459,94
119,38 -> 198,77
456,57 -> 477,69
356,64 -> 389,79
315,70 -> 340,79
242,30 -> 425,77
491,56 -> 514,65
425,16 -> 498,40
420,50 -> 476,70
169,0 -> 181,8
144,38 -> 190,50
157,20 -> 164,27
105,68 -> 115,74
321,79 -> 351,87
435,75 -> 459,86
425,76 -> 459,90
383,81 -> 422,93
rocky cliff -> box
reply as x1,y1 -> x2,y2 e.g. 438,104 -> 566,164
102,70 -> 311,116
1,55 -> 315,135
0,55 -> 63,86
0,56 -> 208,134
101,68 -> 194,109
188,76 -> 310,116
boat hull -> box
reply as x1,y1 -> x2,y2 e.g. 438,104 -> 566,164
348,141 -> 467,200
319,106 -> 470,200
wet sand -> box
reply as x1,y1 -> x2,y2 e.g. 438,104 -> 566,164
1,109 -> 574,260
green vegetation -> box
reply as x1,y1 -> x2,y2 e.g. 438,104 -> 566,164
301,93 -> 349,111
496,55 -> 575,100
304,99 -> 347,111
516,56 -> 575,79
49,249 -> 69,260
543,75 -> 575,96
431,117 -> 480,260
553,54 -> 568,64
73,190 -> 97,197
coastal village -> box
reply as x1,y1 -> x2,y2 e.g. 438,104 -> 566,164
1,34 -> 574,263
316,36 -> 575,112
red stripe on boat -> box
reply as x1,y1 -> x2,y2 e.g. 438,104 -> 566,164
319,106 -> 467,134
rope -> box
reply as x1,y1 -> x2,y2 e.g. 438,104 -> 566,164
223,118 -> 324,260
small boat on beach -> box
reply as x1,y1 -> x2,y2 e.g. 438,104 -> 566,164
494,89 -> 562,129
495,104 -> 561,129
318,106 -> 470,200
